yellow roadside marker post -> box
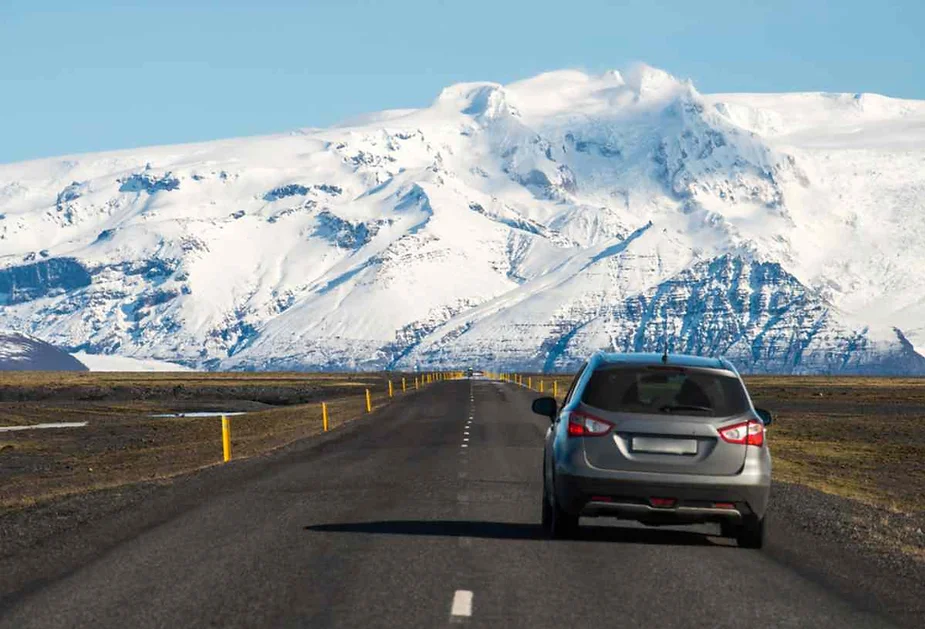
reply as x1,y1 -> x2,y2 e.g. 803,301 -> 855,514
221,415 -> 232,463
389,380 -> 394,398
322,402 -> 329,432
553,381 -> 558,398
402,377 -> 406,393
415,377 -> 419,389
540,380 -> 544,393
366,389 -> 372,413
528,376 -> 532,389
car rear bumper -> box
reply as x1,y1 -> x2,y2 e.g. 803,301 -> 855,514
580,500 -> 745,524
554,449 -> 771,522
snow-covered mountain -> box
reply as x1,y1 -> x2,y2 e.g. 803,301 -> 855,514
2,64 -> 925,373
0,331 -> 88,371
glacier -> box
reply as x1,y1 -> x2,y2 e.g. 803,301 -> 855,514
1,64 -> 925,374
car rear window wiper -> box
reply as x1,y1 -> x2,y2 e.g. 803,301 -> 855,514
658,404 -> 713,414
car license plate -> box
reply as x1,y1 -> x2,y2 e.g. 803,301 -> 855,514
631,437 -> 698,455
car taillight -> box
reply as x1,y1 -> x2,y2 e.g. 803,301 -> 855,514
718,420 -> 764,447
566,410 -> 613,437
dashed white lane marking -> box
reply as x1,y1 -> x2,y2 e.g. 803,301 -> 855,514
463,437 -> 469,442
461,443 -> 468,448
451,590 -> 473,618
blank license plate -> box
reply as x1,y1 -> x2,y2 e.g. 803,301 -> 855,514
631,437 -> 698,455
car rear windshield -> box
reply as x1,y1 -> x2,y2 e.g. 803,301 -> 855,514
580,366 -> 751,417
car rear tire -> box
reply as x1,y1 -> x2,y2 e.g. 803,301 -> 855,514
735,516 -> 766,549
544,478 -> 579,539
541,486 -> 553,532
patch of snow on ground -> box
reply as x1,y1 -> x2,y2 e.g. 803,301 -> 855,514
72,353 -> 193,372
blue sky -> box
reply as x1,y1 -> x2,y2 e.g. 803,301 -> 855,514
2,0 -> 923,163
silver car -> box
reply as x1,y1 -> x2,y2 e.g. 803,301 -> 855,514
533,352 -> 772,548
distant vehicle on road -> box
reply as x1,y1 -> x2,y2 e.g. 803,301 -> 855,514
532,352 -> 772,547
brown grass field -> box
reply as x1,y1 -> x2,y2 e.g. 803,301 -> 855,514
0,371 -> 426,510
1,372 -> 923,517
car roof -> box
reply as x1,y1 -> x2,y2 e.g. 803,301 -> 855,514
589,351 -> 738,373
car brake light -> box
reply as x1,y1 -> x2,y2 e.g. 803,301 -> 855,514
566,410 -> 614,437
650,497 -> 676,508
718,420 -> 764,447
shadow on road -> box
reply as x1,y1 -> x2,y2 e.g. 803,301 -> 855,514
304,519 -> 723,546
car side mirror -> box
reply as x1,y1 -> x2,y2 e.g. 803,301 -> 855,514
755,408 -> 773,426
532,396 -> 558,422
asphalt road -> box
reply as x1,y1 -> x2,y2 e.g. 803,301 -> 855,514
0,380 -> 919,628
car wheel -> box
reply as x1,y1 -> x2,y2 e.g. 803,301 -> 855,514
541,484 -> 553,533
547,479 -> 579,539
736,515 -> 766,549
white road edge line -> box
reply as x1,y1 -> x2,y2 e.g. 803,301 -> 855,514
451,590 -> 473,618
